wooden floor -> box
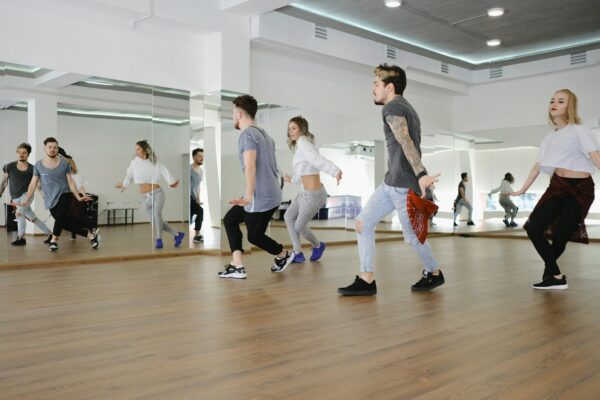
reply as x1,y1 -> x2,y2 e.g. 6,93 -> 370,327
1,237 -> 600,399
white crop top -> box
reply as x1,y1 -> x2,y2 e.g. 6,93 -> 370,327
537,124 -> 600,175
291,136 -> 340,184
122,157 -> 177,187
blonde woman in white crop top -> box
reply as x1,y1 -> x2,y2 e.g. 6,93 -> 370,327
512,89 -> 600,290
282,116 -> 342,264
115,140 -> 184,249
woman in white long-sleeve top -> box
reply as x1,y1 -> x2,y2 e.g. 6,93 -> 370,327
283,116 -> 342,264
489,172 -> 519,227
115,140 -> 184,249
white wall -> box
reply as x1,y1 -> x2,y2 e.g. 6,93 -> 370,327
0,110 -> 187,224
454,63 -> 600,133
250,43 -> 455,138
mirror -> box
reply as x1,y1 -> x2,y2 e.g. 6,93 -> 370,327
0,61 -> 220,268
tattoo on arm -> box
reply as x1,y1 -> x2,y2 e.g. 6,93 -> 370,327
385,115 -> 425,177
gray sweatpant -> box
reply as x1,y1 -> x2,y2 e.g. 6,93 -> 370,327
454,198 -> 473,221
284,186 -> 327,253
499,194 -> 518,220
13,193 -> 52,237
142,187 -> 178,240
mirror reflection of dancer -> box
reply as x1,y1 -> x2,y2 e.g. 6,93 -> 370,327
115,140 -> 184,249
489,172 -> 518,227
338,64 -> 442,296
19,137 -> 99,252
0,143 -> 52,246
453,172 -> 474,226
512,89 -> 600,290
283,116 -> 342,264
190,148 -> 204,243
220,95 -> 291,279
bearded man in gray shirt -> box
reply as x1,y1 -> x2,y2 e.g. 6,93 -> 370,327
338,64 -> 445,296
19,137 -> 100,252
219,95 -> 293,279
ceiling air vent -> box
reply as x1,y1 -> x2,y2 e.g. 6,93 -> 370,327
314,25 -> 328,40
570,52 -> 586,65
386,45 -> 397,60
489,67 -> 503,79
441,62 -> 449,74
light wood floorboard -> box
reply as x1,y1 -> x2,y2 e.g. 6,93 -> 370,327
1,237 -> 600,399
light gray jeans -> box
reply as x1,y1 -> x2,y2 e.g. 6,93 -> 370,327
356,183 -> 437,273
142,187 -> 178,240
499,194 -> 518,220
12,193 -> 52,237
454,198 -> 473,221
284,185 -> 327,252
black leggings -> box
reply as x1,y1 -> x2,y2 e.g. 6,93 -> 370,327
526,195 -> 581,277
49,193 -> 89,238
223,205 -> 282,255
190,196 -> 203,231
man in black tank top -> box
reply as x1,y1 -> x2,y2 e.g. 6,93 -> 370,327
453,172 -> 474,226
0,143 -> 52,245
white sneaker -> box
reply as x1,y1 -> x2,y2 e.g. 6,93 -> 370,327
218,264 -> 247,279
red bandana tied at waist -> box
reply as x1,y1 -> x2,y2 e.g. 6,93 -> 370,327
407,189 -> 439,244
525,173 -> 595,244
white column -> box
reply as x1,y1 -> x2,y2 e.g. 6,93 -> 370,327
26,96 -> 57,234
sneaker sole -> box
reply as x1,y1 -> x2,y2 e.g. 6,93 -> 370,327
532,284 -> 568,290
218,273 -> 247,279
337,289 -> 377,296
411,280 -> 445,292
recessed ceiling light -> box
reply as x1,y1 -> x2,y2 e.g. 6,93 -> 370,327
487,8 -> 505,17
487,39 -> 502,47
384,0 -> 401,8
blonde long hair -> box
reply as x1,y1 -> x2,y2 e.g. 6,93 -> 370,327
549,89 -> 581,126
287,116 -> 315,150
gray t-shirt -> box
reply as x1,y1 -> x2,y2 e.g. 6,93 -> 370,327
190,165 -> 203,202
382,95 -> 424,194
238,126 -> 282,212
3,161 -> 33,199
33,158 -> 72,209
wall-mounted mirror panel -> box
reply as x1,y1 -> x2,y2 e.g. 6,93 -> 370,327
0,61 -> 218,268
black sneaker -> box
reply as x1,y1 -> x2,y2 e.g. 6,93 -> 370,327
509,221 -> 518,227
467,220 -> 475,226
43,234 -> 53,244
49,241 -> 58,252
533,275 -> 568,290
412,270 -> 445,291
337,276 -> 377,296
218,264 -> 247,279
502,218 -> 509,227
11,237 -> 26,246
271,251 -> 293,273
193,235 -> 204,243
453,222 -> 458,227
89,229 -> 101,249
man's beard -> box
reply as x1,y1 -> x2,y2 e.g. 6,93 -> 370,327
374,100 -> 384,106
47,153 -> 57,158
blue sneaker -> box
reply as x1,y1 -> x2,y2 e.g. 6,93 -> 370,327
155,239 -> 163,249
310,242 -> 326,261
174,232 -> 185,247
292,252 -> 305,263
